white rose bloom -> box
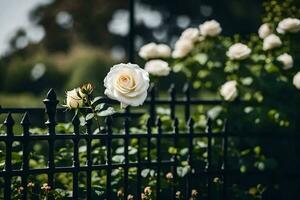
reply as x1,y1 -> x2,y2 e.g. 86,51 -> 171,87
66,89 -> 85,109
180,28 -> 200,42
293,72 -> 300,89
139,43 -> 171,59
172,39 -> 194,59
277,53 -> 293,70
199,20 -> 222,37
156,44 -> 171,58
258,23 -> 272,39
220,80 -> 238,101
226,43 -> 252,60
104,63 -> 150,108
263,34 -> 282,51
145,59 -> 171,76
277,18 -> 300,34
138,43 -> 157,59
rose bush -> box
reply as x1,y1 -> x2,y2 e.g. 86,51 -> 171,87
138,0 -> 300,132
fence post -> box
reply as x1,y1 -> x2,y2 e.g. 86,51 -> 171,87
85,117 -> 92,199
106,116 -> 113,200
186,117 -> 194,199
146,118 -> 152,163
72,113 -> 80,200
43,89 -> 58,195
21,113 -> 31,200
124,118 -> 130,200
156,118 -> 162,199
206,118 -> 212,200
222,119 -> 228,200
4,113 -> 14,200
172,118 -> 179,200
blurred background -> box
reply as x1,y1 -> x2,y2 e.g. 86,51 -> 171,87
0,0 -> 262,107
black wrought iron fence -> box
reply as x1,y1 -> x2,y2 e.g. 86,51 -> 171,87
0,84 -> 299,200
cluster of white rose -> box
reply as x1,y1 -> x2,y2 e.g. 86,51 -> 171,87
221,18 -> 300,101
138,43 -> 171,77
138,17 -> 300,102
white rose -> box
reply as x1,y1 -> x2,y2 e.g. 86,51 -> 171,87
138,43 -> 171,59
220,80 -> 238,101
104,63 -> 150,108
258,23 -> 272,39
180,28 -> 200,42
277,53 -> 293,70
66,89 -> 85,109
293,72 -> 300,89
263,34 -> 282,51
199,20 -> 222,37
172,39 -> 194,59
277,18 -> 300,34
156,44 -> 171,58
226,43 -> 251,60
145,59 -> 171,76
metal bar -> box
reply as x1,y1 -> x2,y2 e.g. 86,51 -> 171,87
136,137 -> 142,200
4,113 -> 14,200
21,113 -> 30,200
72,113 -> 80,200
106,117 -> 112,200
156,118 -> 162,199
43,89 -> 58,199
186,117 -> 194,199
222,120 -> 228,200
124,118 -> 130,200
172,118 -> 179,200
206,118 -> 212,200
85,118 -> 92,200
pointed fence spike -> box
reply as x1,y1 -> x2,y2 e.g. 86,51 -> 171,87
147,117 -> 152,128
206,117 -> 212,133
4,113 -> 15,126
187,117 -> 194,127
20,112 -> 31,126
173,117 -> 179,127
156,117 -> 162,127
46,88 -> 57,100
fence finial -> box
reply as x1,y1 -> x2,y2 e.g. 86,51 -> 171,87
4,113 -> 15,126
187,117 -> 194,127
21,112 -> 31,126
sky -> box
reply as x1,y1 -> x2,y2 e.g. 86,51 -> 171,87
0,0 -> 53,57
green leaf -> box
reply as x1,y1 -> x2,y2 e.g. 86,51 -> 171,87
168,147 -> 177,155
177,166 -> 190,177
97,107 -> 115,117
141,169 -> 150,177
91,96 -> 103,104
95,103 -> 105,111
86,113 -> 95,121
112,155 -> 125,163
